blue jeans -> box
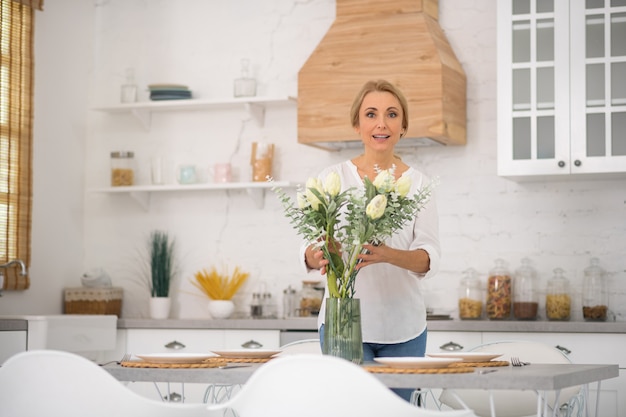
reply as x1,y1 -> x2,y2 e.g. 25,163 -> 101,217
319,324 -> 427,402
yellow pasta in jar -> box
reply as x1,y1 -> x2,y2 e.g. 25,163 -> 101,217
546,294 -> 571,320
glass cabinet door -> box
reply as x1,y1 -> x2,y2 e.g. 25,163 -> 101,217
570,0 -> 626,173
498,0 -> 571,176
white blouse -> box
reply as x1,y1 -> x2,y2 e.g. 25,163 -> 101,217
300,160 -> 441,344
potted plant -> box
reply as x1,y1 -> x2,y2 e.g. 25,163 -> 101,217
190,265 -> 249,319
147,230 -> 176,319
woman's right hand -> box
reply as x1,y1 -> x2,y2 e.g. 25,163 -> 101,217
305,245 -> 328,273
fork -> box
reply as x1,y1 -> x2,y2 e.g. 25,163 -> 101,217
100,353 -> 131,366
510,357 -> 530,367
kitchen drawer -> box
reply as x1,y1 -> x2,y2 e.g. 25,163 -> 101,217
126,329 -> 223,353
0,331 -> 27,364
426,331 -> 482,353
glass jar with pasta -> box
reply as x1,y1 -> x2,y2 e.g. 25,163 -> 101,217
546,268 -> 571,321
486,258 -> 512,320
458,268 -> 483,319
110,151 -> 135,186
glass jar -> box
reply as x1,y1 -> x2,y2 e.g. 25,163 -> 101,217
458,268 -> 483,319
582,258 -> 608,321
233,58 -> 257,97
298,280 -> 323,317
546,268 -> 571,321
513,258 -> 539,320
282,285 -> 297,318
486,258 -> 512,320
110,151 -> 135,186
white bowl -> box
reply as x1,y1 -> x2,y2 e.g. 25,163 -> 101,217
208,300 -> 235,319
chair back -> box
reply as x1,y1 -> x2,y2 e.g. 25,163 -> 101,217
277,338 -> 322,355
0,350 -> 209,417
439,340 -> 583,417
207,354 -> 477,417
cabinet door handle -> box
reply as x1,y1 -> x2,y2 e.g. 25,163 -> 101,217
558,160 -> 566,168
241,339 -> 263,349
165,340 -> 186,350
574,160 -> 581,167
439,341 -> 464,351
555,345 -> 571,355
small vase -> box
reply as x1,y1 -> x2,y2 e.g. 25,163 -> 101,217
149,297 -> 171,319
208,300 -> 235,319
323,297 -> 363,364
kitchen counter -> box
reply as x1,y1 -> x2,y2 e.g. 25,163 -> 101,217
117,317 -> 626,333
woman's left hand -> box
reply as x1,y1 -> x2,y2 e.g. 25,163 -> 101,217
356,243 -> 388,270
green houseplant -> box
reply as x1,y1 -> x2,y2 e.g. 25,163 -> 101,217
147,230 -> 176,319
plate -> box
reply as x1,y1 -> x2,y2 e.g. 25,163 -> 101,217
427,352 -> 503,362
373,357 -> 462,369
210,349 -> 282,359
135,353 -> 216,364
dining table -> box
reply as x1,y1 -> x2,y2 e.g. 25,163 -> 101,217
103,359 -> 618,417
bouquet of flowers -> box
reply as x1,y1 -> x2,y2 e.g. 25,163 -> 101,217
273,166 -> 434,299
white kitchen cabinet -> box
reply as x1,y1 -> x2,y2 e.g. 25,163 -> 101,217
0,331 -> 27,364
482,331 -> 625,417
497,0 -> 626,178
123,328 -> 279,403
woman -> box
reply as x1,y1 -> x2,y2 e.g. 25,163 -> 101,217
300,79 -> 440,401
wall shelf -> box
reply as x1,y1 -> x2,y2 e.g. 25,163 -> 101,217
88,181 -> 299,210
92,96 -> 296,129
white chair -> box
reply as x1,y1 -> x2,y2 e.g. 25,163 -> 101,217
0,350 -> 209,417
438,340 -> 584,417
276,338 -> 322,355
206,354 -> 478,417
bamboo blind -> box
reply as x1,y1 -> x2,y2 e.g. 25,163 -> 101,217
0,0 -> 39,290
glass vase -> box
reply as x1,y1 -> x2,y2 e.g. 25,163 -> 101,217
323,297 -> 363,364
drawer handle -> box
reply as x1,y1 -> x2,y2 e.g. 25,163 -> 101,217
439,341 -> 464,351
555,345 -> 571,355
165,340 -> 186,350
241,339 -> 263,349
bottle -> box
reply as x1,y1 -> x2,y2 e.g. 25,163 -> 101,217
582,258 -> 608,321
546,268 -> 571,321
283,285 -> 297,318
250,293 -> 263,318
486,259 -> 512,320
110,151 -> 135,186
233,58 -> 256,97
120,68 -> 138,103
262,292 -> 277,319
458,268 -> 483,319
513,258 -> 539,320
299,281 -> 323,317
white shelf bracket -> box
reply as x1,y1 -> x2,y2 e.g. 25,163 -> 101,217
130,109 -> 152,130
246,187 -> 266,209
129,191 -> 151,211
245,103 -> 266,127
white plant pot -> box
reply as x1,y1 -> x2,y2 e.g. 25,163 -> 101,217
149,297 -> 171,319
208,300 -> 235,319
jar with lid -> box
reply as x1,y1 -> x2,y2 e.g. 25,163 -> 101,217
298,280 -> 323,317
582,258 -> 608,321
513,258 -> 539,320
486,258 -> 512,320
458,268 -> 483,319
282,285 -> 297,318
545,268 -> 571,321
110,151 -> 135,186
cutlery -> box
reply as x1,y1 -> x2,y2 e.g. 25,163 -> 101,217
99,353 -> 131,366
510,357 -> 530,367
218,364 -> 252,369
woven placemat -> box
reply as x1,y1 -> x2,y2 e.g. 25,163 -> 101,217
121,360 -> 225,369
449,360 -> 509,368
363,366 -> 475,374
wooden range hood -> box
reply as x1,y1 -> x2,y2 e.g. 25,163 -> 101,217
297,0 -> 466,150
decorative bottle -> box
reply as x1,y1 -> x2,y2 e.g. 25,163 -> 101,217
120,68 -> 138,103
233,59 -> 256,97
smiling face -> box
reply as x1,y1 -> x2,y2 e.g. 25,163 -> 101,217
354,91 -> 405,151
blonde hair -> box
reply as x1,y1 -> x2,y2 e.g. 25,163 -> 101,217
349,80 -> 409,136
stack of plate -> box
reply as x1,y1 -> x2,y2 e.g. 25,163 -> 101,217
148,84 -> 192,101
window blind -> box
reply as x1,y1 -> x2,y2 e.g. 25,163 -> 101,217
0,0 -> 39,290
